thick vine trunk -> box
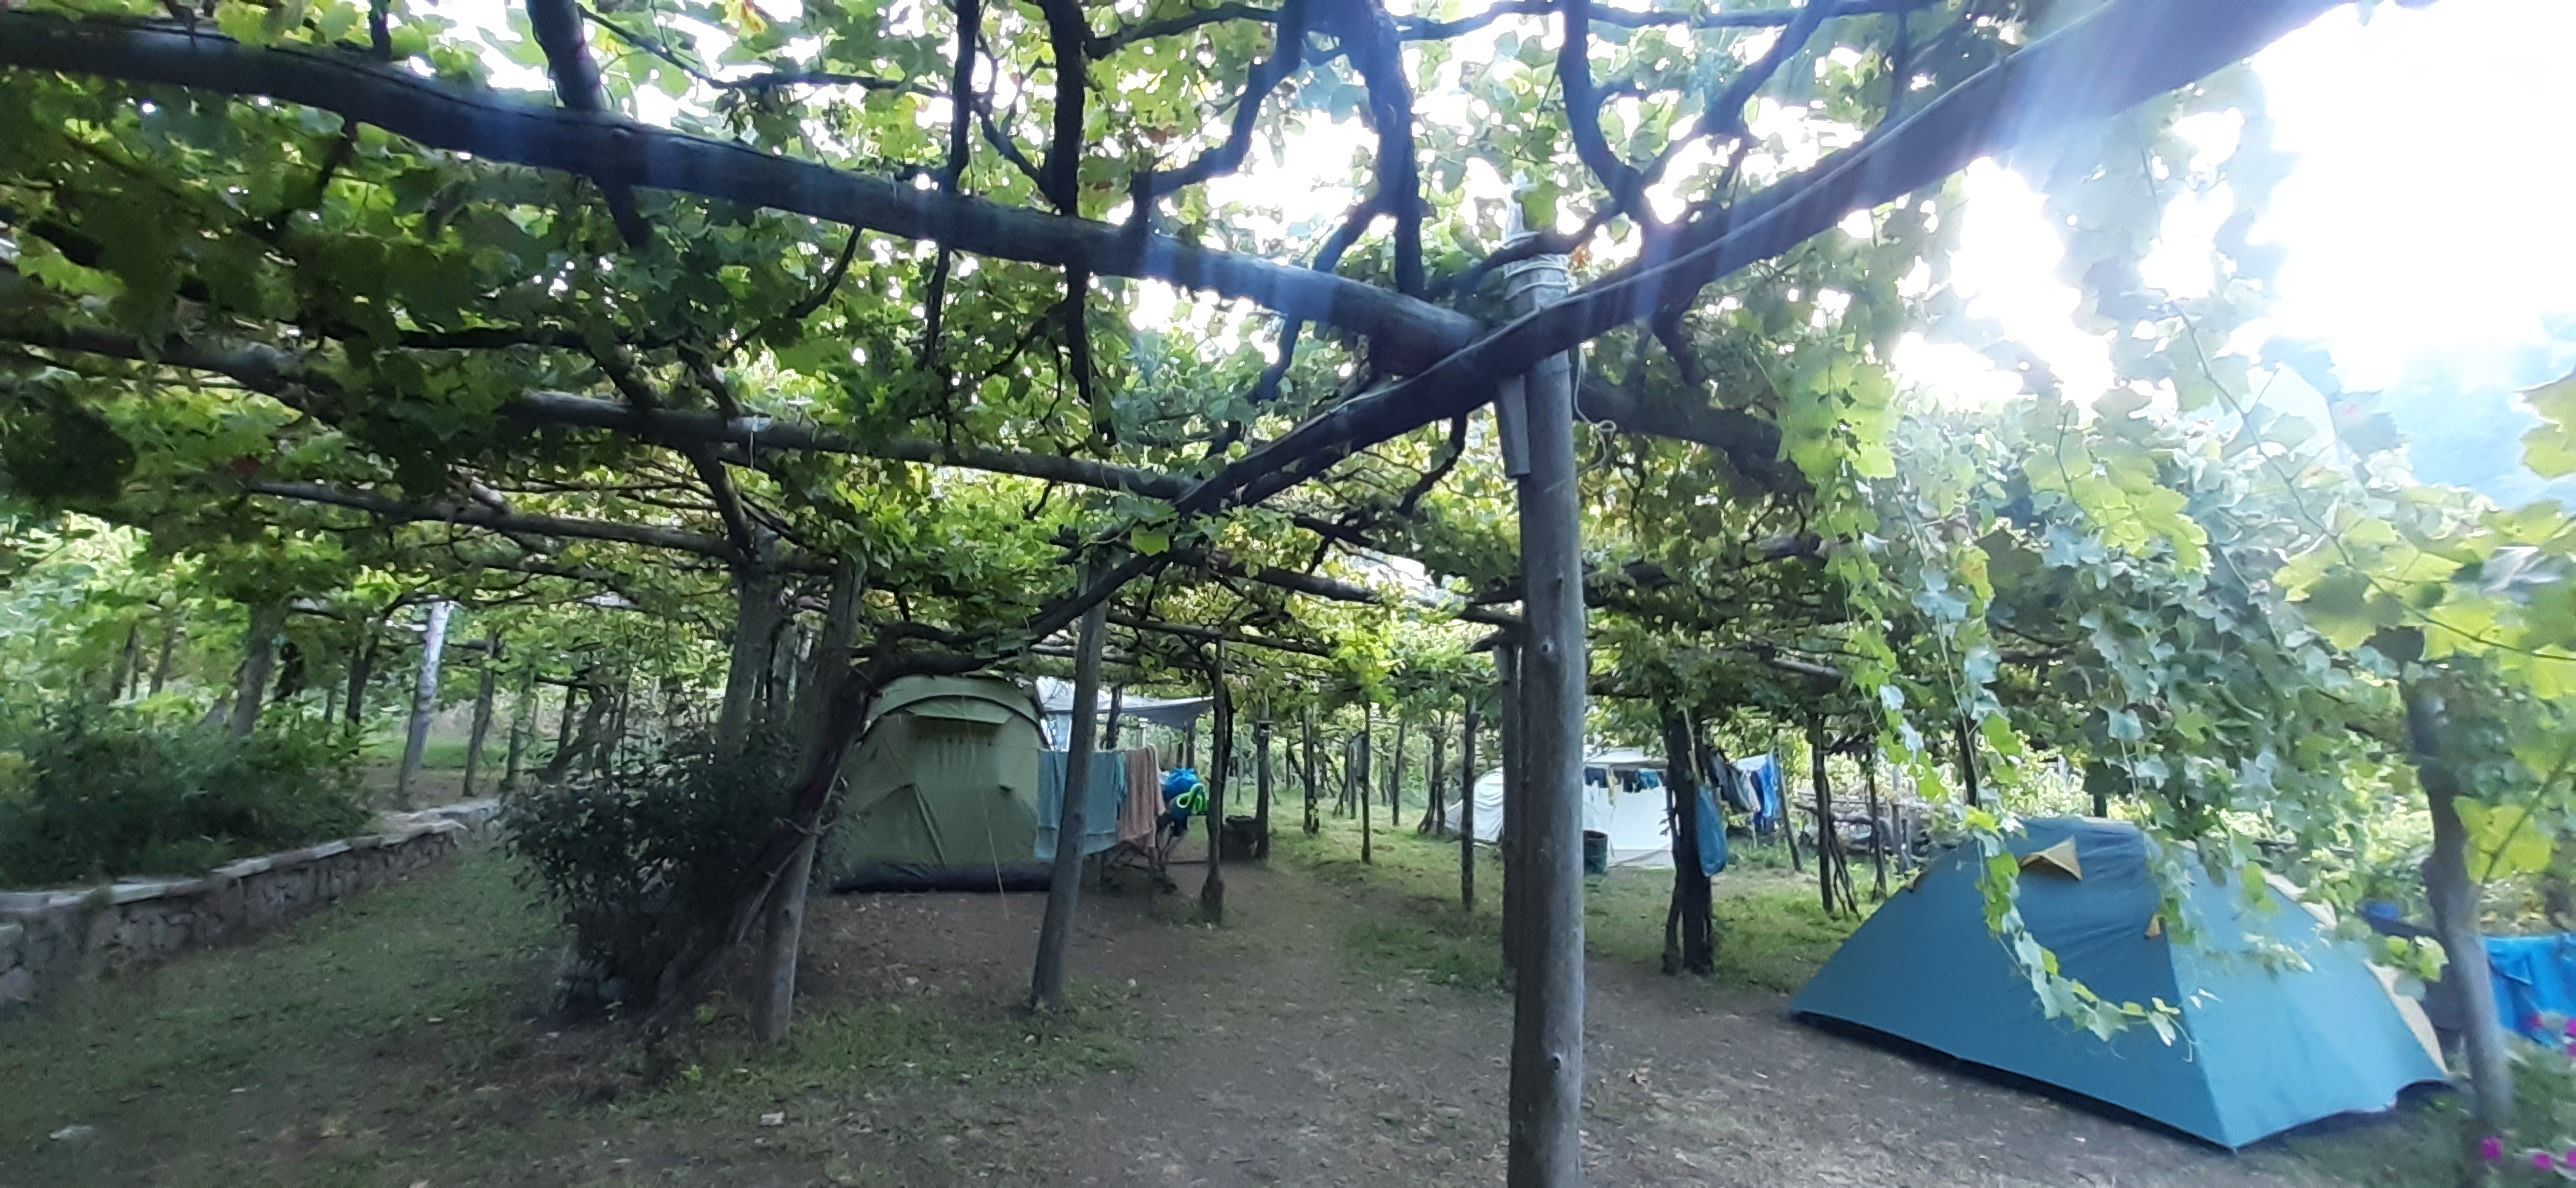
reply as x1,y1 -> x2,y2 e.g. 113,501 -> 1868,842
394,600 -> 454,807
1030,596 -> 1107,1011
542,680 -> 611,782
228,600 -> 286,739
342,624 -> 376,731
1358,709 -> 1374,866
1200,672 -> 1233,923
1953,714 -> 1982,809
1387,713 -> 1410,812
1460,694 -> 1480,914
1660,709 -> 1715,976
1809,716 -> 1836,915
756,560 -> 864,1042
1419,724 -> 1447,834
2403,675 -> 2513,1127
547,679 -> 579,774
717,565 -> 783,755
1253,717 -> 1273,859
149,618 -> 178,695
502,666 -> 535,794
460,632 -> 499,798
1302,705 -> 1320,834
1864,749 -> 1889,899
107,623 -> 139,701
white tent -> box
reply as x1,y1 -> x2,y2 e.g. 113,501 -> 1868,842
1438,747 -> 1678,870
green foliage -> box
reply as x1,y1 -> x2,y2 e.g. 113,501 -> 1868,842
0,706 -> 367,884
500,730 -> 797,1009
2478,1024 -> 2576,1182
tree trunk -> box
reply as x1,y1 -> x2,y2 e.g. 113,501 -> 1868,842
322,669 -> 340,725
1387,712 -> 1410,812
1253,716 -> 1273,860
228,600 -> 287,739
754,561 -> 865,1042
1030,597 -> 1110,1010
1505,271 -> 1589,1188
543,680 -> 611,782
1660,708 -> 1715,976
394,600 -> 454,807
149,618 -> 178,695
598,666 -> 632,774
1101,686 -> 1123,749
1953,714 -> 1981,809
1784,732 -> 1806,874
502,666 -> 535,794
1358,708 -> 1374,865
1461,693 -> 1480,914
1200,669 -> 1232,923
1496,641 -> 1524,980
548,679 -> 579,773
1419,722 -> 1447,834
2403,674 -> 2513,1128
1808,716 -> 1855,918
1864,749 -> 1889,899
107,623 -> 139,701
343,624 -> 376,732
461,632 -> 500,798
1302,704 -> 1321,835
717,565 -> 783,755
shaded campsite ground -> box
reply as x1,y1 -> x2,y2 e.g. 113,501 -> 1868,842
0,828 -> 2446,1186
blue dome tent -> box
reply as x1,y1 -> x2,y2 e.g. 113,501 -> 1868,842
1790,818 -> 2447,1149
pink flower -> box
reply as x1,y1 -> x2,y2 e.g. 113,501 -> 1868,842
2565,1016 -> 2576,1038
2535,1151 -> 2557,1172
2561,1148 -> 2576,1169
2481,1136 -> 2504,1163
2530,1014 -> 2549,1033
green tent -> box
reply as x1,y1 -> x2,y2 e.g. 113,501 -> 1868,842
823,675 -> 1050,893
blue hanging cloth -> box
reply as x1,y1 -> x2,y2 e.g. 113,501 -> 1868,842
1698,787 -> 1729,876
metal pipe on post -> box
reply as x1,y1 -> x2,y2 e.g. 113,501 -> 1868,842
1499,233 -> 1586,1188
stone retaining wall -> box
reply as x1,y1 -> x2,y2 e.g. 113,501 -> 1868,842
0,801 -> 496,1012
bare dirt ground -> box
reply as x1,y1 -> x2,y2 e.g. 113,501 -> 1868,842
797,852 -> 2337,1188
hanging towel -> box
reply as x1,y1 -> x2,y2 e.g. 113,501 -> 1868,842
1117,747 -> 1163,844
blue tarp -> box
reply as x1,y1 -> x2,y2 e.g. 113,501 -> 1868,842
2487,934 -> 2576,1042
1792,818 -> 2447,1148
1697,787 -> 1728,876
1034,750 -> 1129,862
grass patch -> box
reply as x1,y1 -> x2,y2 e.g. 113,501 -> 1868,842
0,854 -> 557,1186
1346,915 -> 1506,988
358,733 -> 476,770
652,981 -> 1139,1117
0,853 -> 1145,1187
1273,815 -> 1862,995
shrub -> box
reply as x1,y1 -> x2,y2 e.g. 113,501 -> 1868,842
2480,1015 -> 2576,1182
500,730 -> 800,1012
0,707 -> 369,885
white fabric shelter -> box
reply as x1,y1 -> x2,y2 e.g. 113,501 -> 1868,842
1438,746 -> 1678,870
1031,677 -> 1211,749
